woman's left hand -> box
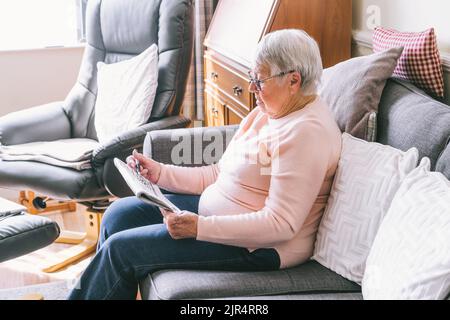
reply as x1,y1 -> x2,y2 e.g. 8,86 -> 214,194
161,209 -> 198,239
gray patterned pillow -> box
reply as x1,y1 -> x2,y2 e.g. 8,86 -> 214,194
319,47 -> 403,141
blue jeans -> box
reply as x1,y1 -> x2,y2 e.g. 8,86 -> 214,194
67,195 -> 280,300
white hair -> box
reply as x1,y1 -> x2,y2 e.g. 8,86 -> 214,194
254,29 -> 323,95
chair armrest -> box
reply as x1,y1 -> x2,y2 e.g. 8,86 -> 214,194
92,115 -> 191,167
0,102 -> 71,145
143,124 -> 239,166
99,116 -> 191,197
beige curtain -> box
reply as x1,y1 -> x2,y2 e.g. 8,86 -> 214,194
182,0 -> 216,123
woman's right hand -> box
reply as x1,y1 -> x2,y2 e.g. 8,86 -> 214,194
126,149 -> 162,184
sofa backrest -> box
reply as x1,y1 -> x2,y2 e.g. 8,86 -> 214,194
377,78 -> 450,179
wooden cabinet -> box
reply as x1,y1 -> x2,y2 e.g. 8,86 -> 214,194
205,85 -> 248,127
203,0 -> 352,126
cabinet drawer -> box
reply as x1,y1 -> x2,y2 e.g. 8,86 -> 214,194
205,86 -> 247,127
227,106 -> 245,125
204,55 -> 252,111
205,89 -> 226,127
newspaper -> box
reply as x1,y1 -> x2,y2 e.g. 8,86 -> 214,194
114,158 -> 180,213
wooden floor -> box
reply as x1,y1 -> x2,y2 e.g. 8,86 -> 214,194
0,196 -> 93,290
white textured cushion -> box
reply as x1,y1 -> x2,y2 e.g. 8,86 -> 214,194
363,158 -> 450,300
313,133 -> 419,284
94,44 -> 158,143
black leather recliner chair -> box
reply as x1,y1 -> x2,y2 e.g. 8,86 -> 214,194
0,0 -> 194,202
0,0 -> 194,269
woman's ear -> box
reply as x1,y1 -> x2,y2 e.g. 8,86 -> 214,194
290,71 -> 302,93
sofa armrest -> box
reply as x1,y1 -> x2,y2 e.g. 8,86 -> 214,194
143,124 -> 239,166
92,116 -> 191,167
0,102 -> 71,145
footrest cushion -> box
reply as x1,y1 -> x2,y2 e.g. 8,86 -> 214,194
0,213 -> 60,262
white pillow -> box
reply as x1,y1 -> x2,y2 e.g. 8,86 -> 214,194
312,133 -> 419,284
94,43 -> 158,143
363,157 -> 450,300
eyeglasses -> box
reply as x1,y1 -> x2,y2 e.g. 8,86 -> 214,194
248,69 -> 296,91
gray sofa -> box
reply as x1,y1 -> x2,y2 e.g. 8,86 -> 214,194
139,78 -> 450,300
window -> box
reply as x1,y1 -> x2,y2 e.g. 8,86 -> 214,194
0,0 -> 85,50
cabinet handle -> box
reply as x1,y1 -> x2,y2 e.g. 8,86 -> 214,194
210,72 -> 219,80
232,85 -> 243,96
211,106 -> 219,117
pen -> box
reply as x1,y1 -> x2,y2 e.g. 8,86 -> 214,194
135,159 -> 140,176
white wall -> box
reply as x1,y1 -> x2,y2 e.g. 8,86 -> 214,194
352,0 -> 450,105
0,46 -> 84,117
353,0 -> 450,52
0,46 -> 84,199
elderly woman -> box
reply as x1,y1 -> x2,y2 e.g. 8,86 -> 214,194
68,29 -> 342,300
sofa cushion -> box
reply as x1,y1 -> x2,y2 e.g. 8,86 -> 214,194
363,158 -> 450,299
373,27 -> 444,98
215,292 -> 363,300
139,260 -> 361,300
319,47 -> 403,141
313,133 -> 419,284
377,78 -> 450,174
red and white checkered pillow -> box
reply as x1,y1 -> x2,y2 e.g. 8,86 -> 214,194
373,27 -> 444,97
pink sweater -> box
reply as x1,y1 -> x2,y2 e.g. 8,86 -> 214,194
157,97 -> 342,268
